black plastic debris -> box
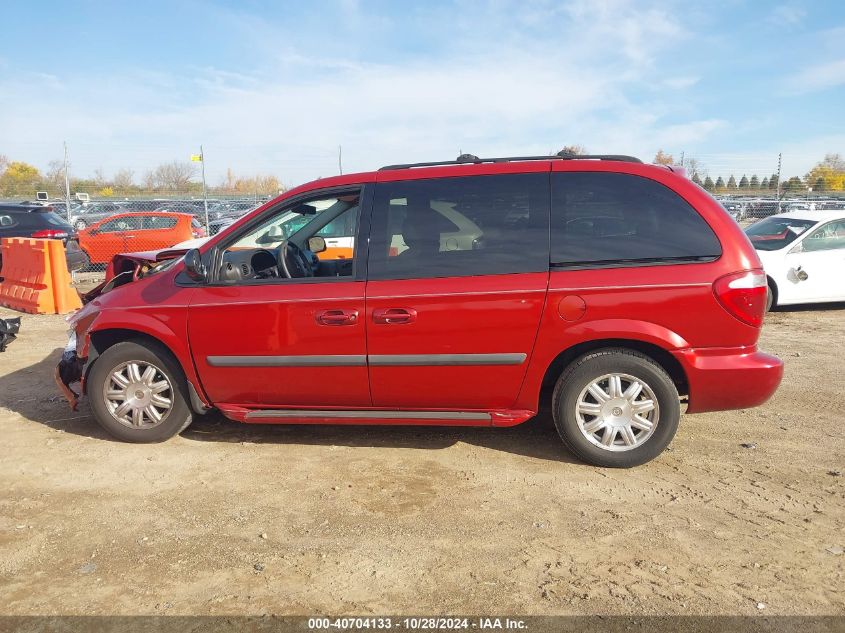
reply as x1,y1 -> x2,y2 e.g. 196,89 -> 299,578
55,350 -> 84,410
0,317 -> 21,352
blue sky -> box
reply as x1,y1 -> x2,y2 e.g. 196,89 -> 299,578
1,0 -> 843,186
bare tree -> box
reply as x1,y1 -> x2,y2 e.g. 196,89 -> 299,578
45,160 -> 66,188
0,154 -> 9,175
683,157 -> 706,181
146,161 -> 197,191
93,168 -> 107,187
113,168 -> 135,190
558,145 -> 587,157
821,153 -> 845,171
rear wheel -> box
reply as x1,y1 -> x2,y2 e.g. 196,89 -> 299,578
74,219 -> 88,230
88,341 -> 192,442
552,349 -> 680,468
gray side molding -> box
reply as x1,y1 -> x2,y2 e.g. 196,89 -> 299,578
207,355 -> 367,367
368,353 -> 526,366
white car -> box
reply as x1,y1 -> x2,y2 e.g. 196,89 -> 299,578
745,210 -> 845,310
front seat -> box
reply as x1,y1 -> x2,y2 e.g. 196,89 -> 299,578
397,205 -> 441,261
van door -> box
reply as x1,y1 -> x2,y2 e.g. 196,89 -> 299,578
786,219 -> 845,302
186,188 -> 370,407
364,169 -> 550,411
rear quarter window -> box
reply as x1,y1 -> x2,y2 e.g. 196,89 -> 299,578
142,216 -> 179,230
551,172 -> 721,267
11,211 -> 72,230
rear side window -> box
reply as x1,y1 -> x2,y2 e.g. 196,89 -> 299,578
13,211 -> 72,230
142,215 -> 178,230
368,173 -> 550,280
551,173 -> 721,267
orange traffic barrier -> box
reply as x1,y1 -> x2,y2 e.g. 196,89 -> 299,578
0,238 -> 82,314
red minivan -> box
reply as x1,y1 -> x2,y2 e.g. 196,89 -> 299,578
57,154 -> 783,467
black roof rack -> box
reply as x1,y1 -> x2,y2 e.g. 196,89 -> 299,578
379,153 -> 642,171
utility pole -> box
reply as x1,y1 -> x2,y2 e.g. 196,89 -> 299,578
63,141 -> 72,223
200,145 -> 209,232
680,151 -> 685,167
338,145 -> 343,175
776,152 -> 783,210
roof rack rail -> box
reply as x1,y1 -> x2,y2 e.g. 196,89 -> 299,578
379,153 -> 642,171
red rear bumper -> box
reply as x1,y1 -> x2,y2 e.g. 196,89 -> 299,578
673,347 -> 783,413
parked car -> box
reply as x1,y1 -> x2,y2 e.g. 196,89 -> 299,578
78,212 -> 197,265
745,199 -> 781,219
155,201 -> 207,219
818,200 -> 845,211
745,210 -> 845,310
717,199 -> 746,221
71,201 -> 129,231
0,203 -> 87,274
59,153 -> 783,467
47,200 -> 84,220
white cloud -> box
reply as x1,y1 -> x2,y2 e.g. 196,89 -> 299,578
767,4 -> 806,27
0,1 -> 726,185
663,76 -> 700,89
785,58 -> 845,94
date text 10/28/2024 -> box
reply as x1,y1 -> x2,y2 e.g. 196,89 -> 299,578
308,618 -> 527,630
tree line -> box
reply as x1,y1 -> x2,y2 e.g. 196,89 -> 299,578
0,154 -> 284,198
653,150 -> 845,194
3,149 -> 844,198
561,146 -> 845,194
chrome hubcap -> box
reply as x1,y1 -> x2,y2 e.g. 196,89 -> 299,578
103,361 -> 173,429
575,372 -> 659,452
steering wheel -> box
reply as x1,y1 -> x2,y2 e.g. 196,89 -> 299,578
277,240 -> 314,279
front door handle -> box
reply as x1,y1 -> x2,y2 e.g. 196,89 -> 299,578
316,309 -> 358,326
372,308 -> 417,324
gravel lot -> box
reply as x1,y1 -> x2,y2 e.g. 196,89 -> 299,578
0,299 -> 843,616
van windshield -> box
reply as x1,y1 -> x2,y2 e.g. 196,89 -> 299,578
745,217 -> 817,251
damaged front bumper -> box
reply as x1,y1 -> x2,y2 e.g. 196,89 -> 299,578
53,247 -> 188,410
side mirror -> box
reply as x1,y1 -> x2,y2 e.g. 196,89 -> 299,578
183,248 -> 206,282
307,236 -> 327,253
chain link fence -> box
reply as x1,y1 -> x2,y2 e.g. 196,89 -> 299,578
4,150 -> 845,281
1,194 -> 264,277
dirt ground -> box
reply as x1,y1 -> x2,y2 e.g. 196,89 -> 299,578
0,296 -> 843,616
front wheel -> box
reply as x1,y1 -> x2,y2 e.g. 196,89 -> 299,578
552,349 -> 680,468
74,219 -> 87,230
87,341 -> 192,442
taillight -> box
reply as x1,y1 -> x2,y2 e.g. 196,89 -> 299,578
713,270 -> 767,327
32,229 -> 69,239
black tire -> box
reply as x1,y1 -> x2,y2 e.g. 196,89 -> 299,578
551,348 -> 680,468
766,285 -> 775,312
74,219 -> 87,230
87,340 -> 192,443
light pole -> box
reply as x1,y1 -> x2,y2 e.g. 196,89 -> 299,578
63,141 -> 72,223
192,147 -> 210,232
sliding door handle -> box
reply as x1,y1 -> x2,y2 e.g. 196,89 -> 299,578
372,308 -> 417,324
